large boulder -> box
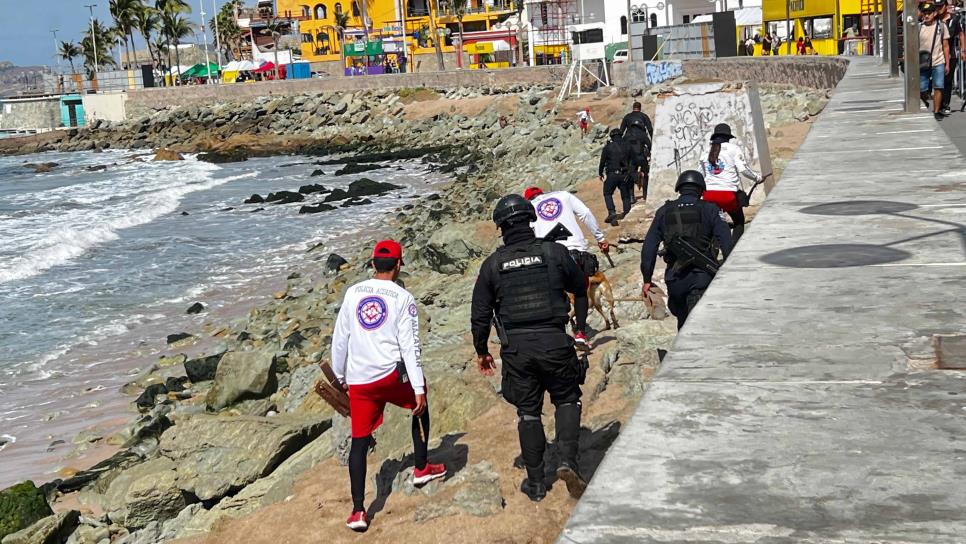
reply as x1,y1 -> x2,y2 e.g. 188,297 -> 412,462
152,149 -> 183,161
264,191 -> 304,204
184,351 -> 224,383
102,458 -> 188,529
158,415 -> 328,502
205,348 -> 278,410
333,163 -> 384,176
0,510 -> 78,544
298,203 -> 336,214
197,150 -> 248,163
422,226 -> 485,275
0,482 -> 54,540
413,462 -> 504,522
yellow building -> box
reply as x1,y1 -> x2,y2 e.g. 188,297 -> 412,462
276,0 -> 517,65
760,0 -> 901,56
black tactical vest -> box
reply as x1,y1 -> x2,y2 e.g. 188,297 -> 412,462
493,239 -> 570,329
663,201 -> 712,255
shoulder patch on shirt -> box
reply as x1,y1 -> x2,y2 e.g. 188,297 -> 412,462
536,197 -> 563,221
408,302 -> 418,317
357,296 -> 388,330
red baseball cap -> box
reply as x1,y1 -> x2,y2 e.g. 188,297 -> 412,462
373,239 -> 404,263
523,186 -> 544,201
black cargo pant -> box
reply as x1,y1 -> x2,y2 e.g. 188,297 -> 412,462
942,55 -> 959,110
666,271 -> 713,330
603,171 -> 632,216
501,329 -> 582,481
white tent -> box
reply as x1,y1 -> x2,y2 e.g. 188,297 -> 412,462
223,60 -> 263,71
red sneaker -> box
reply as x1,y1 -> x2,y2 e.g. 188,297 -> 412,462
346,510 -> 369,532
413,462 -> 447,486
574,332 -> 589,350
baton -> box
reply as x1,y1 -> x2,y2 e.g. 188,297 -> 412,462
747,173 -> 774,200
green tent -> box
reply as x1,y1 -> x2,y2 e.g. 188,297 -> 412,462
181,62 -> 220,79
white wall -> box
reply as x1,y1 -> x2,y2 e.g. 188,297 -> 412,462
82,93 -> 128,124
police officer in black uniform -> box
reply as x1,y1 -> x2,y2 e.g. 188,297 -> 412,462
620,101 -> 654,201
471,194 -> 590,502
598,129 -> 632,226
640,171 -> 733,330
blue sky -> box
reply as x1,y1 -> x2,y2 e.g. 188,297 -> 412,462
0,1 -> 211,67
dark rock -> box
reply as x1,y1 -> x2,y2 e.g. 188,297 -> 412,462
321,189 -> 350,203
185,352 -> 225,383
340,197 -> 372,208
298,203 -> 336,214
85,164 -> 108,172
244,194 -> 265,204
186,302 -> 205,314
333,163 -> 384,176
22,162 -> 59,173
166,333 -> 194,345
297,183 -> 328,194
135,383 -> 168,411
197,149 -> 249,163
0,481 -> 54,540
180,211 -> 189,216
325,254 -> 349,273
250,207 -> 265,213
346,178 -> 403,197
309,169 -> 325,177
221,207 -> 234,211
164,376 -> 188,393
265,191 -> 305,204
47,451 -> 142,494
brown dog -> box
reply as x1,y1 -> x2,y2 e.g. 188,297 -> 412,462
570,270 -> 620,332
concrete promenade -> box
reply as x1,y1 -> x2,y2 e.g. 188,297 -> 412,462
561,58 -> 966,543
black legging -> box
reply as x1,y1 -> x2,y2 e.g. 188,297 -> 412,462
729,206 -> 746,245
349,410 -> 430,512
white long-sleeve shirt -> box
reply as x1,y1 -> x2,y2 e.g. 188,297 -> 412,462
331,278 -> 425,394
699,141 -> 761,192
530,190 -> 605,252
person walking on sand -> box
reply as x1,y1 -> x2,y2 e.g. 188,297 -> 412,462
576,107 -> 594,136
699,123 -> 762,245
332,240 -> 446,532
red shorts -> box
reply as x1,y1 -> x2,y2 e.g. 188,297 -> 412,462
702,190 -> 740,214
347,370 -> 418,438
579,120 -> 588,130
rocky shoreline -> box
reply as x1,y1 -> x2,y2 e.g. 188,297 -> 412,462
0,79 -> 831,544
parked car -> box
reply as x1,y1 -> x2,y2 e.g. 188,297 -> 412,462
613,49 -> 628,63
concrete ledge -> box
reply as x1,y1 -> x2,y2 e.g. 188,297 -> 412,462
560,57 -> 966,543
125,65 -> 568,114
614,57 -> 849,90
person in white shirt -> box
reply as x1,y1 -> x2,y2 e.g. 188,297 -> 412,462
698,123 -> 762,244
331,239 -> 446,532
524,186 -> 610,346
576,107 -> 594,136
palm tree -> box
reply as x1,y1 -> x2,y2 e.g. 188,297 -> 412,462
110,0 -> 140,68
210,0 -> 243,61
81,18 -> 118,77
263,18 -> 284,79
156,0 -> 191,84
161,10 -> 193,83
451,0 -> 467,68
334,11 -> 350,66
58,41 -> 82,74
135,3 -> 161,69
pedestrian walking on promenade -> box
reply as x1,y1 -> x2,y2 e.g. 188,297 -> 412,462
640,171 -> 732,330
699,123 -> 762,244
332,240 -> 446,532
920,0 -> 951,120
940,0 -> 965,114
471,195 -> 590,502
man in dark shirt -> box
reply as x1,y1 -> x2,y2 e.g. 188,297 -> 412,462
619,101 -> 654,202
471,194 -> 590,502
640,171 -> 732,329
598,129 -> 632,226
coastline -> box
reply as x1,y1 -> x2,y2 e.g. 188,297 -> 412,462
0,79 -> 832,543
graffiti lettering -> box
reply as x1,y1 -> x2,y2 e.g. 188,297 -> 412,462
644,61 -> 684,86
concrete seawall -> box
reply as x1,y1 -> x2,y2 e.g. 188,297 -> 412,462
560,57 -> 966,542
124,65 -> 569,116
614,57 -> 849,90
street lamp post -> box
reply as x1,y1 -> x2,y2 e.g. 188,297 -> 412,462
84,4 -> 99,78
199,0 -> 214,83
51,29 -> 60,68
213,0 -> 223,66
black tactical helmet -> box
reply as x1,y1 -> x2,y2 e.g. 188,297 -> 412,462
675,170 -> 706,193
610,128 -> 623,139
492,194 -> 537,227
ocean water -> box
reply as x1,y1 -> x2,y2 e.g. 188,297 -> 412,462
0,149 -> 444,486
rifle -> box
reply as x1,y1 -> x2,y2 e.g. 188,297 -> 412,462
666,236 -> 720,277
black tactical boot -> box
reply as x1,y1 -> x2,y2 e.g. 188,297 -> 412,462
520,477 -> 547,502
